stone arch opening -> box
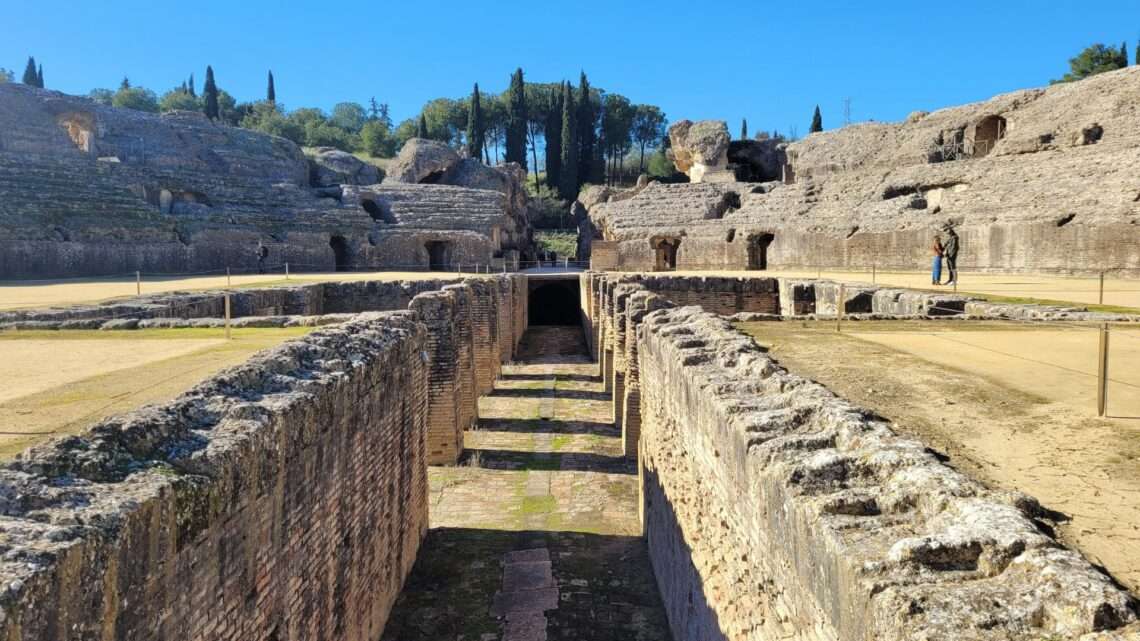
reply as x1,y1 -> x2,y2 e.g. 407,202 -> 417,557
528,281 -> 581,326
425,241 -> 451,271
747,233 -> 775,270
361,198 -> 397,224
329,235 -> 351,272
970,115 -> 1006,157
652,237 -> 681,271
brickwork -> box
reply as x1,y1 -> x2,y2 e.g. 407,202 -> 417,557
465,278 -> 501,395
0,313 -> 431,640
443,284 -> 478,433
410,290 -> 465,465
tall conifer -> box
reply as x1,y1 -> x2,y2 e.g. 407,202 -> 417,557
417,114 -> 428,138
741,118 -> 748,140
188,74 -> 196,97
203,66 -> 219,121
35,65 -> 43,88
576,72 -> 596,185
544,88 -> 563,190
809,105 -> 823,133
466,83 -> 485,161
559,81 -> 579,201
22,57 -> 37,86
505,68 -> 527,168
266,71 -> 276,104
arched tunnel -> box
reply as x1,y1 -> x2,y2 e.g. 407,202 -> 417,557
528,278 -> 581,326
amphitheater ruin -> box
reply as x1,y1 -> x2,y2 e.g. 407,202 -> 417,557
0,67 -> 1139,641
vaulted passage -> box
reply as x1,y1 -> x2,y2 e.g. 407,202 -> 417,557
425,241 -> 450,271
528,279 -> 581,326
329,234 -> 350,271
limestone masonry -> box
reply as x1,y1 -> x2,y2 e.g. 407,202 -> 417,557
586,66 -> 1140,275
0,84 -> 537,278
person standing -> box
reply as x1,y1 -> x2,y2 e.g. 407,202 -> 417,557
256,241 -> 269,274
942,226 -> 959,285
930,234 -> 944,285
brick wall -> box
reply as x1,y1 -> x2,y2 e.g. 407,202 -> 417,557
0,313 -> 430,640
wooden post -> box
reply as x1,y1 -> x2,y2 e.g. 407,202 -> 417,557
224,293 -> 232,341
1099,271 -> 1105,305
1097,323 -> 1109,417
872,263 -> 876,284
285,262 -> 290,280
836,284 -> 845,332
136,271 -> 141,296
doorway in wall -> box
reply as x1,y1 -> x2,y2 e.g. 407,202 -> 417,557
329,235 -> 350,272
425,241 -> 451,271
747,233 -> 775,270
653,238 -> 681,271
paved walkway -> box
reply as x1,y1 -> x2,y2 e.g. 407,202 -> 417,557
381,326 -> 671,641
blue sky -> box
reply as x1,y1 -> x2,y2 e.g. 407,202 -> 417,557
3,0 -> 1138,135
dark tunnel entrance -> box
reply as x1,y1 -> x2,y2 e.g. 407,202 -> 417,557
329,234 -> 350,272
528,279 -> 581,326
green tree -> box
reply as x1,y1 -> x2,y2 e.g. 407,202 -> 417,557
1052,43 -> 1129,83
1136,40 -> 1139,65
22,57 -> 37,86
601,94 -> 635,184
483,94 -> 508,163
159,88 -> 201,112
203,66 -> 219,120
558,81 -> 579,201
1120,42 -> 1130,68
0,68 -> 13,83
576,72 -> 598,185
809,105 -> 823,133
188,73 -> 196,97
120,76 -> 131,90
216,89 -> 241,125
36,65 -> 43,88
267,70 -> 276,103
420,97 -> 466,143
330,102 -> 367,134
417,113 -> 428,138
631,104 -> 667,173
112,86 -> 159,112
241,102 -> 304,144
741,118 -> 747,140
505,68 -> 527,169
361,119 -> 396,157
88,88 -> 113,105
467,83 -> 485,161
394,118 -> 418,149
544,86 -> 563,190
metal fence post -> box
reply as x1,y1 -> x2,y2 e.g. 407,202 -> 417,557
1099,271 -> 1105,305
224,293 -> 232,341
136,271 -> 141,296
1097,323 -> 1109,417
836,284 -> 845,332
227,267 -> 231,287
285,262 -> 290,280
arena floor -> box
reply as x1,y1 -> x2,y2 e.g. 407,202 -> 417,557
738,320 -> 1140,593
0,327 -> 312,458
678,268 -> 1140,311
0,270 -> 491,311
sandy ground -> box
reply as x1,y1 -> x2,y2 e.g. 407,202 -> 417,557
0,270 -> 491,311
737,320 -> 1140,593
0,328 -> 311,458
670,268 -> 1140,310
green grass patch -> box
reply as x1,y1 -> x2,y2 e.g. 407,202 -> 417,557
520,495 -> 557,515
536,231 -> 578,259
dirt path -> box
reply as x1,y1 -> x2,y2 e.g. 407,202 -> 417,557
737,320 -> 1140,594
0,328 -> 311,458
381,327 -> 671,641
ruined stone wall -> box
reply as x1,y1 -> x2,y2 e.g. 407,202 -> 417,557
0,313 -> 431,640
637,307 -> 1137,641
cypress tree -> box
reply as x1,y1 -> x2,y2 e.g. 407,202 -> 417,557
809,105 -> 823,133
558,81 -> 578,201
203,66 -> 219,121
576,72 -> 596,185
36,65 -> 43,88
120,77 -> 131,90
22,57 -> 37,86
466,83 -> 485,161
505,68 -> 527,168
741,118 -> 748,140
1121,42 -> 1130,68
188,74 -> 196,97
417,113 -> 428,138
266,70 -> 276,104
1136,40 -> 1140,65
544,87 -> 563,191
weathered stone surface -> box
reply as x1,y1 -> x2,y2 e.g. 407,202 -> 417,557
307,146 -> 383,186
0,86 -> 536,277
667,119 -> 733,182
588,67 -> 1140,274
385,137 -> 462,184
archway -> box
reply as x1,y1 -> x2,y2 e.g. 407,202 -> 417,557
652,237 -> 681,271
329,235 -> 350,272
747,233 -> 775,270
425,241 -> 450,271
971,115 -> 1006,157
361,198 -> 397,224
528,281 -> 581,326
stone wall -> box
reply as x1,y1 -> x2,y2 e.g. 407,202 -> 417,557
637,307 -> 1137,641
0,313 -> 430,640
